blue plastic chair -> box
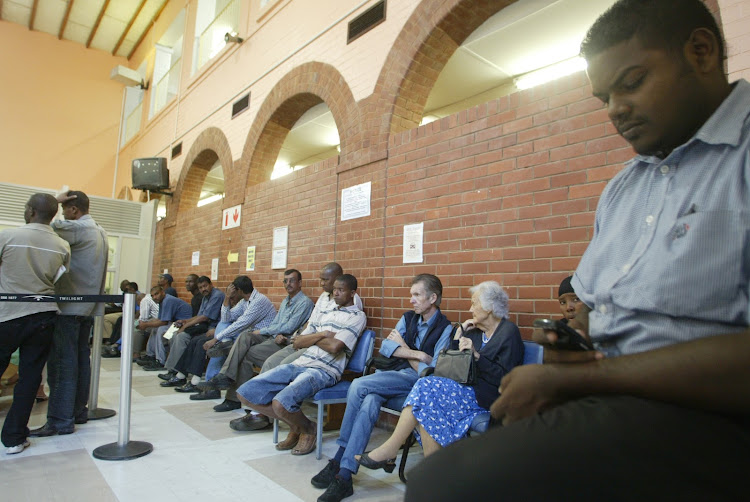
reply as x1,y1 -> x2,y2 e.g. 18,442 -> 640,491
272,329 -> 376,460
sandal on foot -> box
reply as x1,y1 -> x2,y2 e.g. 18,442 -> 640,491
275,431 -> 300,451
291,433 -> 316,456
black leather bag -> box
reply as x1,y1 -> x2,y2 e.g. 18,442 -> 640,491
369,355 -> 409,371
433,348 -> 476,385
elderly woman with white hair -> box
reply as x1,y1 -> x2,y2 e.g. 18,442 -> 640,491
357,281 -> 523,471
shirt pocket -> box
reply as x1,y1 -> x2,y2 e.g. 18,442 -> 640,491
652,210 -> 748,318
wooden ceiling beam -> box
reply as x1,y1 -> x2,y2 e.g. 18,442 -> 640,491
58,0 -> 74,39
112,0 -> 147,56
86,0 -> 110,48
29,0 -> 39,30
127,0 -> 169,60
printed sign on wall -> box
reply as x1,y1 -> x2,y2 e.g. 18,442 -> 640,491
222,204 -> 242,230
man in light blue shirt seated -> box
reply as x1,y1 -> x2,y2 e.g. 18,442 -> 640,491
312,274 -> 452,501
407,1 -> 750,501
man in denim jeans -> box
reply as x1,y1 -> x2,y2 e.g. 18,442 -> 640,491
31,190 -> 108,437
312,274 -> 452,502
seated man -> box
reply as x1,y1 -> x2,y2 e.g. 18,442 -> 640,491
172,275 -> 276,392
159,273 -> 178,297
102,280 -> 131,341
159,276 -> 224,384
193,269 -> 314,413
312,273 -> 452,501
185,274 -> 202,316
237,274 -> 366,456
406,1 -> 750,500
557,275 -> 583,322
226,262 -> 363,431
138,285 -> 192,371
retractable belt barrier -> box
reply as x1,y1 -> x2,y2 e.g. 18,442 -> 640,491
0,293 -> 153,460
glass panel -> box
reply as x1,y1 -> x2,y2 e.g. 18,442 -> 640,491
196,0 -> 240,70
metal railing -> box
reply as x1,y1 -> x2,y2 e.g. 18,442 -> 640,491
196,0 -> 240,70
153,58 -> 182,115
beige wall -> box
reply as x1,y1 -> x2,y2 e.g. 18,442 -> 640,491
0,20 -> 126,197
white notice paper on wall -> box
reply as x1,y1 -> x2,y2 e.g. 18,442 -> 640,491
192,251 -> 200,266
272,249 -> 287,270
272,226 -> 288,249
403,222 -> 424,264
211,258 -> 219,280
341,182 -> 371,221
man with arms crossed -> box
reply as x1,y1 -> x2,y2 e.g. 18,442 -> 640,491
313,274 -> 452,502
407,1 -> 750,500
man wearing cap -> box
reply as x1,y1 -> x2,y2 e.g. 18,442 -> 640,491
557,276 -> 583,323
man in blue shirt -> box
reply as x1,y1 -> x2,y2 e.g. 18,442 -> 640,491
139,285 -> 192,371
407,1 -> 750,500
159,276 -> 225,384
314,274 -> 452,502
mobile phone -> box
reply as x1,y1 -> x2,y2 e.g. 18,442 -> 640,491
532,318 -> 593,351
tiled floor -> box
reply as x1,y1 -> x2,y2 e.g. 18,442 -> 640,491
0,358 -> 415,501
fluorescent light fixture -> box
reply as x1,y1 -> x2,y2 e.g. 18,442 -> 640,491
271,161 -> 293,180
197,194 -> 223,207
514,57 -> 587,90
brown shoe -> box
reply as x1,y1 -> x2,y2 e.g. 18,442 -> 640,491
275,431 -> 300,451
229,412 -> 271,432
291,432 -> 316,456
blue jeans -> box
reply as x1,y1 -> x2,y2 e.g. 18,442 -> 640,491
0,311 -> 56,446
205,321 -> 232,380
337,369 -> 419,473
47,315 -> 93,431
236,364 -> 336,413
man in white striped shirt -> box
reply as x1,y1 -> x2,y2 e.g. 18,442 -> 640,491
237,274 -> 366,456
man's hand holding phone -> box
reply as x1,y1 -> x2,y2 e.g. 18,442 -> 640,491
532,316 -> 603,364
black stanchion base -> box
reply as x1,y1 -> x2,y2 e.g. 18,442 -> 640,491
88,408 -> 116,420
93,440 -> 153,461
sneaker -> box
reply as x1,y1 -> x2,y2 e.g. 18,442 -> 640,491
229,412 -> 270,431
317,475 -> 353,502
311,459 -> 340,489
6,440 -> 30,455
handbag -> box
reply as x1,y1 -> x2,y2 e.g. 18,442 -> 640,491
433,348 -> 476,385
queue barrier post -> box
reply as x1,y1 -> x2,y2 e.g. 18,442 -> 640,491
88,314 -> 116,420
93,292 -> 153,460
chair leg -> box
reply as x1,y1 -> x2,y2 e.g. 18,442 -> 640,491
316,402 -> 325,460
273,418 -> 278,443
399,432 -> 417,483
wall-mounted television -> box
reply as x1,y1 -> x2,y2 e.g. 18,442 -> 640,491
132,157 -> 169,191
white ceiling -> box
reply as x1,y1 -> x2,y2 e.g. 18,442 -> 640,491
1,0 -> 169,59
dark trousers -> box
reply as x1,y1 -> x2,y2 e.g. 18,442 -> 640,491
47,315 -> 93,431
0,311 -> 56,446
175,333 -> 211,377
406,395 -> 750,502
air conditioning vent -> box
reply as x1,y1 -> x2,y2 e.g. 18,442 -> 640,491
171,142 -> 182,159
348,1 -> 386,44
232,93 -> 250,118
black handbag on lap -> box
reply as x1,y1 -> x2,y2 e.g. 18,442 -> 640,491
433,348 -> 476,385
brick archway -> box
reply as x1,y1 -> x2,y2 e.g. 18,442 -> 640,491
357,0 -> 516,167
237,62 -> 360,188
169,127 -> 234,223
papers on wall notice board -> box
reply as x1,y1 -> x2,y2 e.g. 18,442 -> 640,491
272,226 -> 288,269
272,249 -> 287,270
191,251 -> 200,266
246,246 -> 256,271
341,182 -> 371,221
163,323 -> 180,340
403,222 -> 424,264
211,258 -> 219,280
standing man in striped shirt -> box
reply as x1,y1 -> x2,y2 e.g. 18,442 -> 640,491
0,194 -> 70,454
237,274 -> 366,456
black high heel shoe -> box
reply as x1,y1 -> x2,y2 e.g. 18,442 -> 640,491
358,451 -> 396,473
